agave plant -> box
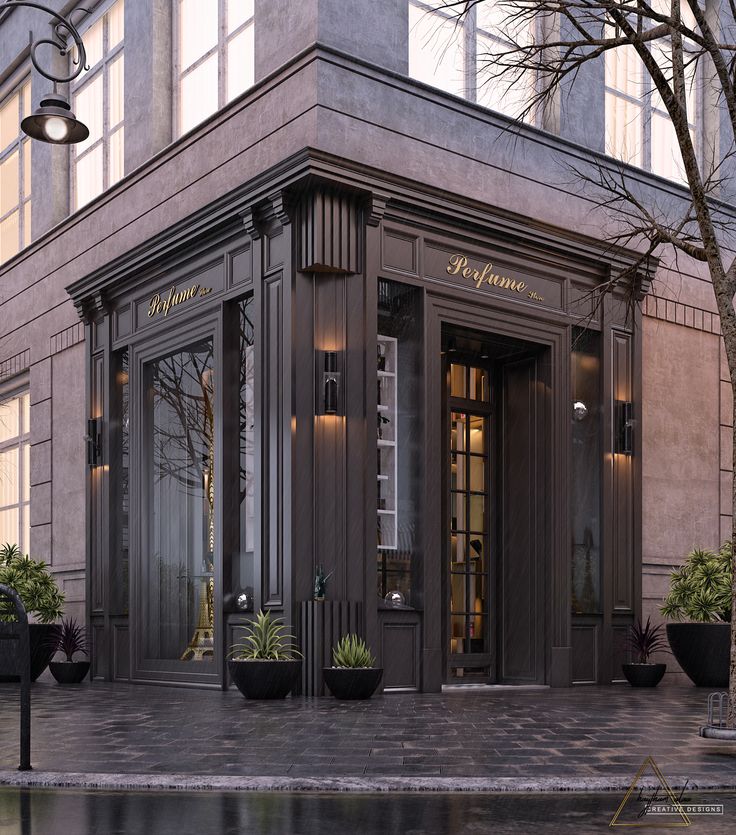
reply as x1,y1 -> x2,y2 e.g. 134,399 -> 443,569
47,618 -> 88,662
229,610 -> 301,660
332,634 -> 376,668
0,543 -> 64,624
660,544 -> 732,623
626,617 -> 669,664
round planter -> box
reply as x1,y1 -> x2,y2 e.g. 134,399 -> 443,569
228,659 -> 301,699
323,667 -> 383,700
49,660 -> 90,685
666,622 -> 730,687
0,623 -> 57,683
621,663 -> 666,687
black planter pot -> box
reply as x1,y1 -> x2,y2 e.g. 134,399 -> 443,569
228,659 -> 301,699
666,622 -> 730,687
0,623 -> 57,682
49,660 -> 90,685
621,663 -> 666,687
323,667 -> 383,700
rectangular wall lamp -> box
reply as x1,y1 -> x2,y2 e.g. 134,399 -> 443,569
317,350 -> 343,416
616,401 -> 633,455
86,417 -> 102,467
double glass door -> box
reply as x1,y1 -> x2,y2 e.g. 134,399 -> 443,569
448,362 -> 493,680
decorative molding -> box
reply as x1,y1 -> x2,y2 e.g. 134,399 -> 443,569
642,294 -> 721,334
366,192 -> 390,227
0,349 -> 30,383
49,322 -> 84,356
296,185 -> 363,274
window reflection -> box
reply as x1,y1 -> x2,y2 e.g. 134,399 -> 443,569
144,338 -> 215,663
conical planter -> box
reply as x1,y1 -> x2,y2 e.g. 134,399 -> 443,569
228,659 -> 301,699
0,623 -> 57,682
666,622 -> 730,687
621,663 -> 666,687
49,660 -> 91,684
323,667 -> 383,699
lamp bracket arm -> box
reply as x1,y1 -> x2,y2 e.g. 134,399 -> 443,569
1,1 -> 90,83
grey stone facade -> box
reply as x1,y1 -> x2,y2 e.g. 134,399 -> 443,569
0,0 -> 731,684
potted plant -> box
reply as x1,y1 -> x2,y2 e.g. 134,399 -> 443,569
313,565 -> 333,601
621,617 -> 669,687
46,618 -> 90,684
228,610 -> 302,699
0,543 -> 64,682
661,543 -> 731,687
323,634 -> 383,700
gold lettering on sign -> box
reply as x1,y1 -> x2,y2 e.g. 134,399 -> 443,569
446,254 -> 543,302
147,283 -> 211,319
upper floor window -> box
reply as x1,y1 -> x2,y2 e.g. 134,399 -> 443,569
71,0 -> 125,210
176,0 -> 255,136
0,388 -> 30,554
605,3 -> 698,183
408,1 -> 534,122
0,78 -> 31,264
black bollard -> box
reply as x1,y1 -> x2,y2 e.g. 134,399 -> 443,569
0,584 -> 32,770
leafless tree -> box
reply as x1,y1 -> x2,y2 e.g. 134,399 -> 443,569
430,0 -> 736,722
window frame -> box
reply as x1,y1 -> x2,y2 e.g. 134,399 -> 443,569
70,0 -> 125,211
173,0 -> 255,138
604,10 -> 701,182
0,71 -> 32,263
0,381 -> 31,555
408,0 -> 537,123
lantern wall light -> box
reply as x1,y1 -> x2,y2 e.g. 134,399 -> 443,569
2,1 -> 90,143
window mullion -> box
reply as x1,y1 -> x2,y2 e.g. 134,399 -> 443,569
219,0 -> 227,110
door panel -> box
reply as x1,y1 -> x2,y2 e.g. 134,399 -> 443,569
500,356 -> 544,683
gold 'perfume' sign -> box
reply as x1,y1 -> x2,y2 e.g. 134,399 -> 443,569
446,254 -> 544,303
147,283 -> 213,319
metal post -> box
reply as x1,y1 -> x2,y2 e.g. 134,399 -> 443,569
0,583 -> 32,770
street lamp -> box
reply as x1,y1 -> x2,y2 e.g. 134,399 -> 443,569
1,1 -> 90,144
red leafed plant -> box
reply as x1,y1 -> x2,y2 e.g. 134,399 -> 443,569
626,617 -> 669,664
48,618 -> 88,662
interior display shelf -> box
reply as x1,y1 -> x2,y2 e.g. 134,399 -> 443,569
377,334 -> 398,552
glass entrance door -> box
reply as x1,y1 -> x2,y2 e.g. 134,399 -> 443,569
448,361 -> 492,680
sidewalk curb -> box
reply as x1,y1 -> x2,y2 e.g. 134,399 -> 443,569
1,771 -> 735,793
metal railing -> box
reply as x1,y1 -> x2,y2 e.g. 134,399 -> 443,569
0,584 -> 31,770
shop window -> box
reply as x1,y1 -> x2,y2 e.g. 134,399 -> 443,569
0,389 -> 31,554
112,349 -> 129,616
176,0 -> 255,136
605,1 -> 698,183
71,0 -> 125,209
236,296 -> 255,608
377,279 -> 423,607
0,78 -> 31,263
571,328 -> 602,615
142,337 -> 216,663
408,0 -> 535,122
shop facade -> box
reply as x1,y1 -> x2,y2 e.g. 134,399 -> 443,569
67,158 -> 647,692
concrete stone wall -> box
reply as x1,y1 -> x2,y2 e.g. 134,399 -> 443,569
0,1 -> 730,651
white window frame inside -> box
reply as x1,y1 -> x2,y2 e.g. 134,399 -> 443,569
604,4 -> 699,183
174,0 -> 255,138
0,384 -> 30,555
408,0 -> 536,123
0,73 -> 32,264
70,0 -> 125,211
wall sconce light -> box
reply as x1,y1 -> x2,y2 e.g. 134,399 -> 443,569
86,417 -> 101,467
572,400 -> 588,421
318,350 -> 342,415
616,401 -> 634,455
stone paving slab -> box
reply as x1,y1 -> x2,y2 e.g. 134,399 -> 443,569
0,680 -> 735,790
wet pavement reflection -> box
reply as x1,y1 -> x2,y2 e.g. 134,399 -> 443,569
0,788 -> 733,834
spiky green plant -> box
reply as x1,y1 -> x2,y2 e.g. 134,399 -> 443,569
229,610 -> 301,660
0,543 -> 64,624
332,634 -> 375,668
660,544 -> 732,623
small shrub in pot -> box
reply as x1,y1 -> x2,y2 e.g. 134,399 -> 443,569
323,634 -> 383,700
47,618 -> 90,684
621,617 -> 668,687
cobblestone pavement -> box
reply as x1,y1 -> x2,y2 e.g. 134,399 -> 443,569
0,681 -> 734,786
